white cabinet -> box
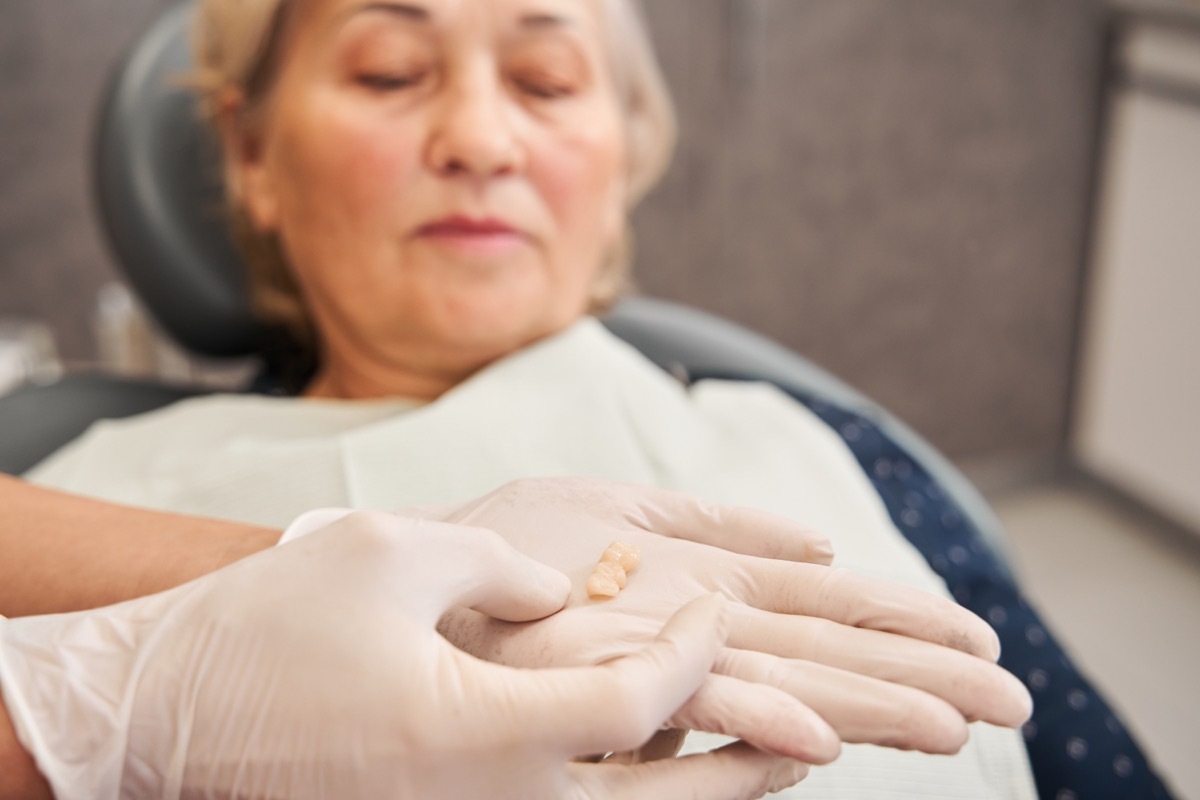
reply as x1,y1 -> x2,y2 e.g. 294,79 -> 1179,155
1074,7 -> 1200,534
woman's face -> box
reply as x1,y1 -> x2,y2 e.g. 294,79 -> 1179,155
232,0 -> 627,397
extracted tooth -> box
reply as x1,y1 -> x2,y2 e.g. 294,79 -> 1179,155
600,541 -> 640,573
593,560 -> 627,589
587,570 -> 622,598
587,541 -> 641,600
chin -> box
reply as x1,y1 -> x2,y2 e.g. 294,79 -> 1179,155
449,312 -> 572,356
425,284 -> 586,351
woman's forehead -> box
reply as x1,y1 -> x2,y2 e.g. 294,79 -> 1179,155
308,0 -> 609,37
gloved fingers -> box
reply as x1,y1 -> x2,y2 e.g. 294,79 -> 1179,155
665,673 -> 840,763
634,491 -> 834,565
414,520 -> 573,625
716,648 -> 971,753
738,560 -> 1001,660
724,605 -> 1032,727
569,740 -> 809,800
285,513 -> 571,626
495,593 -> 728,757
604,728 -> 690,764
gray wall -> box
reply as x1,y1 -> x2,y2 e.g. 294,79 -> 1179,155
635,0 -> 1106,459
1,1 -> 174,358
0,0 -> 1107,461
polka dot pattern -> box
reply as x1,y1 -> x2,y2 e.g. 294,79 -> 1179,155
694,375 -> 1176,800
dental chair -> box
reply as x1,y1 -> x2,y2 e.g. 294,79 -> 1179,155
0,5 -> 1173,797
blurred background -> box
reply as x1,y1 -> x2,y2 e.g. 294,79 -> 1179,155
1,0 -> 1197,795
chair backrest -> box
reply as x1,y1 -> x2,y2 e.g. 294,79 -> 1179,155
0,0 -> 1016,573
0,374 -> 205,476
93,1 -> 258,358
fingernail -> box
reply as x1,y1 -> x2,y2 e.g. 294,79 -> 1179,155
535,563 -> 573,608
702,592 -> 730,638
809,720 -> 843,765
808,539 -> 836,565
768,760 -> 811,793
984,627 -> 1001,662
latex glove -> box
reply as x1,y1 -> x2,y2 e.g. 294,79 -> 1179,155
386,478 -> 1033,757
0,512 -> 810,800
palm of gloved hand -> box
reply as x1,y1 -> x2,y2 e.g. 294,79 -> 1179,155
0,513 -> 808,800
400,477 -> 1033,759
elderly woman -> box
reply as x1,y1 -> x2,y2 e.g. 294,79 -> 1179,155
16,0 -> 1173,798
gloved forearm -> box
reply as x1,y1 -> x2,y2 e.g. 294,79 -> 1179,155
0,669 -> 52,800
0,475 -> 279,617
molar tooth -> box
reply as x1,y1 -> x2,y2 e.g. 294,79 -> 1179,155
594,560 -> 627,589
587,541 -> 641,600
587,571 -> 622,598
600,541 -> 640,573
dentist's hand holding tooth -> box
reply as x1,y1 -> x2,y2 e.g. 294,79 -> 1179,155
0,511 -> 808,800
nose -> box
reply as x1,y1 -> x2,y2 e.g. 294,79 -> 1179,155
427,70 -> 522,179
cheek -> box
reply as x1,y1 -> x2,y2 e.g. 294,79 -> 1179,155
273,105 -> 420,230
265,107 -> 424,317
535,121 -> 627,250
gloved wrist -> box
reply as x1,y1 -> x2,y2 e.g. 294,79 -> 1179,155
278,507 -> 355,545
0,593 -> 182,800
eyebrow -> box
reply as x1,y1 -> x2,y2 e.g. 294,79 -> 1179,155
343,3 -> 581,38
519,12 -> 573,30
350,3 -> 573,25
352,2 -> 429,22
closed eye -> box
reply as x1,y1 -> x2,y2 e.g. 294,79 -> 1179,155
357,72 -> 427,92
515,77 -> 576,100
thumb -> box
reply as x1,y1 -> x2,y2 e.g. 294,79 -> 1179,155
485,593 -> 730,758
274,513 -> 571,628
403,520 -> 573,626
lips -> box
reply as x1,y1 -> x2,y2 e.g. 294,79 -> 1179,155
415,215 -> 528,257
418,215 -> 520,237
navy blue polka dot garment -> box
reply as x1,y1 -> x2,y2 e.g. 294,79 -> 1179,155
696,375 -> 1175,800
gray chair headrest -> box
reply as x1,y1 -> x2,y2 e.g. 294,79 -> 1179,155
93,1 -> 261,358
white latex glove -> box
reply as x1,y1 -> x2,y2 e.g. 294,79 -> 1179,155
345,478 -> 1032,758
0,512 -> 809,800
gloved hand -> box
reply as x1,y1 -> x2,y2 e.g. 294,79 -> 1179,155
301,478 -> 1033,759
0,512 -> 810,800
